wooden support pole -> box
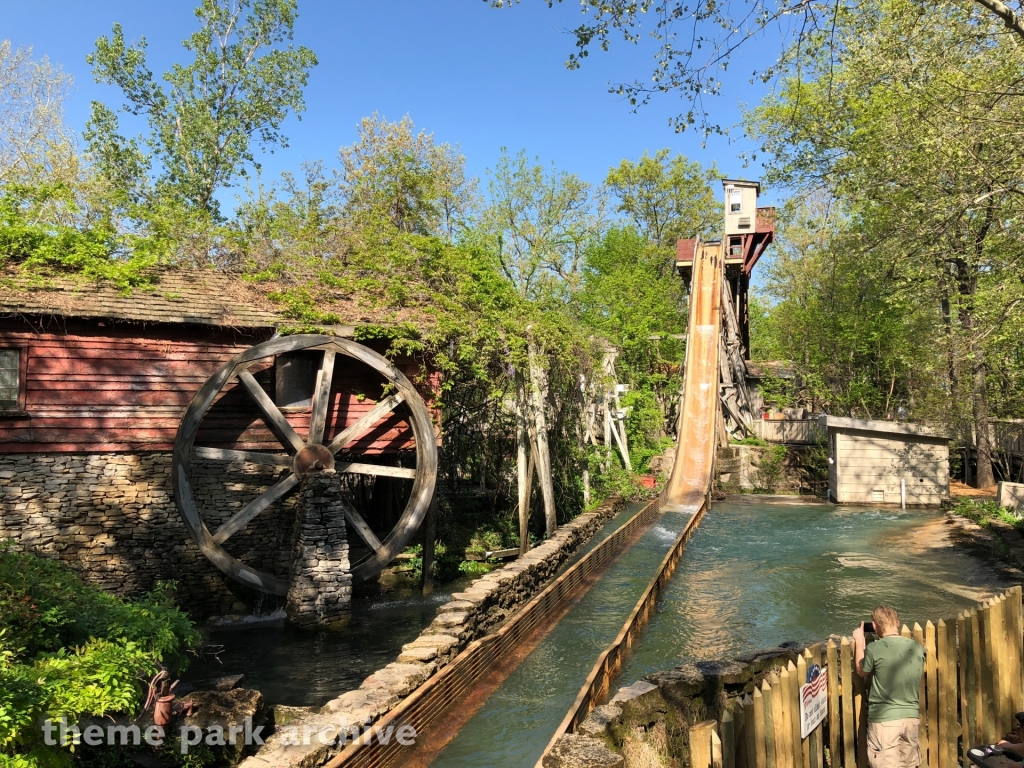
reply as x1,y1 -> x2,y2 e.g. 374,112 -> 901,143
527,339 -> 557,536
419,495 -> 436,596
516,380 -> 532,556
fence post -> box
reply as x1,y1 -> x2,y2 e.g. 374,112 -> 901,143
735,694 -> 749,768
721,706 -> 736,768
980,602 -> 997,742
959,611 -> 972,767
924,621 -> 939,768
714,728 -> 724,768
744,694 -> 757,768
911,623 -> 930,768
995,593 -> 1010,736
787,660 -> 802,768
754,687 -> 768,768
840,638 -> 856,768
971,607 -> 984,745
827,641 -> 840,767
691,719 -> 718,768
796,655 -> 810,768
1011,586 -> 1024,713
778,663 -> 794,768
937,618 -> 957,768
761,682 -> 776,768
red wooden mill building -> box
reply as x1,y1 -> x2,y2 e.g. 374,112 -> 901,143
0,269 -> 439,617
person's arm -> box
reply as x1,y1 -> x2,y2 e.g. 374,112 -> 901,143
853,624 -> 870,678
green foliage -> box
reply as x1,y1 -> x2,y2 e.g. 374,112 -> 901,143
0,186 -> 157,290
953,498 -> 1019,527
604,150 -> 721,246
86,0 -> 318,215
0,547 -> 198,765
752,445 -> 787,494
732,434 -> 768,447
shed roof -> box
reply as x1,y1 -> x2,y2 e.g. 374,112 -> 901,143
0,269 -> 278,328
818,414 -> 951,440
0,267 -> 435,332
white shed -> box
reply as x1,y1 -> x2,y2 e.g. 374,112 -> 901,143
820,416 -> 950,506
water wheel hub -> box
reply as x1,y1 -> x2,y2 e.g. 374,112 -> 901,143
294,444 -> 335,474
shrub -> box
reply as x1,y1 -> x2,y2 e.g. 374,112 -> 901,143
753,445 -> 787,493
0,545 -> 199,766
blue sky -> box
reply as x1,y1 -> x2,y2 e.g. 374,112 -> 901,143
1,1 -> 780,205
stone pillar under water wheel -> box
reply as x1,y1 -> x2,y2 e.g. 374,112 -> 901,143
285,470 -> 352,628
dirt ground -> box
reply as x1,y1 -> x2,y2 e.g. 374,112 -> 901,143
950,479 -> 999,498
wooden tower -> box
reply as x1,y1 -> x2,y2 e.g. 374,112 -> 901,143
675,179 -> 775,358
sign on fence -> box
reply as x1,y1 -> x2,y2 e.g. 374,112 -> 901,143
800,664 -> 828,739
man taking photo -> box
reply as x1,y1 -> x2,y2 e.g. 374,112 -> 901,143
854,605 -> 925,768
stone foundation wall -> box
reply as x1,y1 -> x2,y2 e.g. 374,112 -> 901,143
240,494 -> 629,768
716,444 -> 825,495
0,452 -> 298,618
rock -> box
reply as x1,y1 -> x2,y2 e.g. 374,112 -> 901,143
542,734 -> 624,768
577,704 -> 623,739
182,688 -> 265,765
695,660 -> 751,686
644,665 -> 705,702
609,680 -> 665,724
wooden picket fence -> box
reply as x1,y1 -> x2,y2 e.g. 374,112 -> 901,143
691,587 -> 1024,768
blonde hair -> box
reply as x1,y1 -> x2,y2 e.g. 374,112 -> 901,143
872,605 -> 900,635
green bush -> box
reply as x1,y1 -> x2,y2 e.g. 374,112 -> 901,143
0,545 -> 199,766
953,498 -> 1019,527
753,445 -> 787,494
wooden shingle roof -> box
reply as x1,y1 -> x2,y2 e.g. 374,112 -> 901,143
0,269 -> 278,328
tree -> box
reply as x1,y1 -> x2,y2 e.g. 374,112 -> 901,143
337,114 -> 478,240
749,0 -> 1024,486
479,148 -> 607,301
86,0 -> 317,216
0,41 -> 77,187
605,149 -> 721,247
487,0 -> 1024,134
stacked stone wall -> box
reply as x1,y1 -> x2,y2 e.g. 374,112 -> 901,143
285,471 -> 352,627
0,452 -> 297,618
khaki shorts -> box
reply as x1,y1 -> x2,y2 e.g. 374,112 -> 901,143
867,718 -> 921,768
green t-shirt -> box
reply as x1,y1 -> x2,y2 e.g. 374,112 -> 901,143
862,635 -> 925,723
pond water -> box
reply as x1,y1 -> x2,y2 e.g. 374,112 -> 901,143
184,579 -> 472,708
427,497 -> 1013,768
617,496 -> 1014,684
183,502 -> 642,708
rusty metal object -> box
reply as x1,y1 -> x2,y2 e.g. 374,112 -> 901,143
172,335 -> 438,594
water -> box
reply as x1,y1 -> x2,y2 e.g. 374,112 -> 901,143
429,504 -> 696,768
617,496 -> 1013,685
185,578 -> 472,707
181,502 -> 643,708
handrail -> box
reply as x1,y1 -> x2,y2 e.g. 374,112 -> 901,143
326,496 -> 664,768
537,494 -> 709,764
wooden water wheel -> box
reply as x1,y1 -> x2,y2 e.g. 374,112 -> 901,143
172,335 -> 437,595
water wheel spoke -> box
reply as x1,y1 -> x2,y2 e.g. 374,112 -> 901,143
326,393 -> 405,454
340,501 -> 384,553
237,370 -> 305,454
213,473 -> 300,545
335,461 -> 417,480
308,350 -> 336,446
193,447 -> 292,467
